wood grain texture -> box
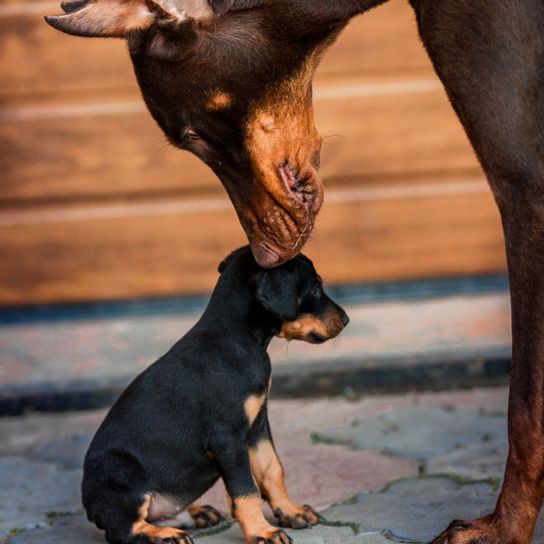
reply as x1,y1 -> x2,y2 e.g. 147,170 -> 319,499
0,183 -> 506,305
0,77 -> 481,206
0,0 -> 431,98
0,0 -> 505,305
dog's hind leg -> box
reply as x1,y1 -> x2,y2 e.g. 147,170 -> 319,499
249,423 -> 319,530
95,494 -> 194,544
410,1 -> 544,543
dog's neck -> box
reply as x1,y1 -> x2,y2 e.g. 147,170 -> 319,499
198,274 -> 277,349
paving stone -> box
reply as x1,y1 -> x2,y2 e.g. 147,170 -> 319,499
30,433 -> 93,469
324,476 -> 544,543
0,458 -> 81,538
8,514 -> 390,544
324,477 -> 499,542
314,408 -> 507,461
9,515 -> 102,544
425,439 -> 507,481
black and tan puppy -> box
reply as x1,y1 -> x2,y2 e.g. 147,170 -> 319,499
82,246 -> 349,544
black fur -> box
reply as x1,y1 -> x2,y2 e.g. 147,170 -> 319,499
82,246 -> 348,544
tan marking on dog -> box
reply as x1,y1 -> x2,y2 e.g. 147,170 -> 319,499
107,1 -> 155,35
278,314 -> 329,342
245,392 -> 266,426
243,40 -> 338,183
132,495 -> 187,540
250,439 -> 319,526
232,495 -> 277,542
206,91 -> 233,111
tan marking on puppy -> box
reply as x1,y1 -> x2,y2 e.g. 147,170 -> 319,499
207,91 -> 233,111
278,314 -> 329,342
250,440 -> 319,528
232,495 -> 280,543
245,392 -> 266,425
132,495 -> 187,539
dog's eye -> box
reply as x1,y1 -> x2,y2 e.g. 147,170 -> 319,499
180,128 -> 202,142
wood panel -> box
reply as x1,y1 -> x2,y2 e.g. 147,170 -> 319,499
0,0 -> 430,98
0,182 -> 505,305
0,0 -> 506,305
0,77 -> 481,206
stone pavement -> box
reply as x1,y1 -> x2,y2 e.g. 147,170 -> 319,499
0,291 -> 512,413
4,387 -> 544,544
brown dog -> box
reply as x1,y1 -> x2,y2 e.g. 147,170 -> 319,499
46,1 -> 544,542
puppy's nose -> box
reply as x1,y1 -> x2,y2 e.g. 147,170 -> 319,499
339,309 -> 350,327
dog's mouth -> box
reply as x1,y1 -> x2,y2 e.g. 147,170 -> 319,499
245,163 -> 324,268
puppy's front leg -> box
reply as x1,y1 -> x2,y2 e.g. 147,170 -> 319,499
249,438 -> 319,530
212,443 -> 291,544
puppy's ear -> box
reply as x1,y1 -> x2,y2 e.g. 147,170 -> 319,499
256,268 -> 299,322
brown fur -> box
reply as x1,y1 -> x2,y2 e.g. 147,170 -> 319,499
186,504 -> 222,528
206,91 -> 233,111
279,307 -> 346,343
231,496 -> 289,544
132,496 -> 190,541
244,393 -> 267,426
249,440 -> 319,529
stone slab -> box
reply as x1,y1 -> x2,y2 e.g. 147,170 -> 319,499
323,477 -> 544,543
314,407 -> 507,462
8,514 -> 390,544
30,433 -> 93,469
425,439 -> 507,482
0,458 -> 81,538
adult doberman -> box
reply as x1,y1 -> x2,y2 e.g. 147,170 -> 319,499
45,1 -> 544,542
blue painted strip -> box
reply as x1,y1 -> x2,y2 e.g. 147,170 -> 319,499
0,274 -> 509,326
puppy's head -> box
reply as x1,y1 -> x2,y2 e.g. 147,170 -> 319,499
220,246 -> 348,344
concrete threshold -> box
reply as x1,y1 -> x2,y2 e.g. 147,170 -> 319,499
0,287 -> 513,416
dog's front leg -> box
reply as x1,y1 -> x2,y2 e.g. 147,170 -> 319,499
249,436 -> 319,530
212,442 -> 292,544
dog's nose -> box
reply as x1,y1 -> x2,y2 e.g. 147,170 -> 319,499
339,309 -> 350,327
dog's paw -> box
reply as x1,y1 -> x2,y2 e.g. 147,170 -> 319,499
134,526 -> 194,544
188,504 -> 223,528
430,517 -> 511,544
251,528 -> 292,544
274,504 -> 319,529
163,533 -> 194,544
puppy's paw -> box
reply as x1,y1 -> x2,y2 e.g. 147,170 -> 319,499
274,504 -> 319,529
188,504 -> 223,528
163,533 -> 194,544
251,528 -> 292,544
133,526 -> 194,544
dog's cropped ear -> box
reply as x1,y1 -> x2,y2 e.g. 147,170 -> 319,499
256,268 -> 299,322
45,0 -> 213,38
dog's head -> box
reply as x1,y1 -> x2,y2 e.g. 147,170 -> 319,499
44,0 -> 362,267
219,246 -> 349,343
